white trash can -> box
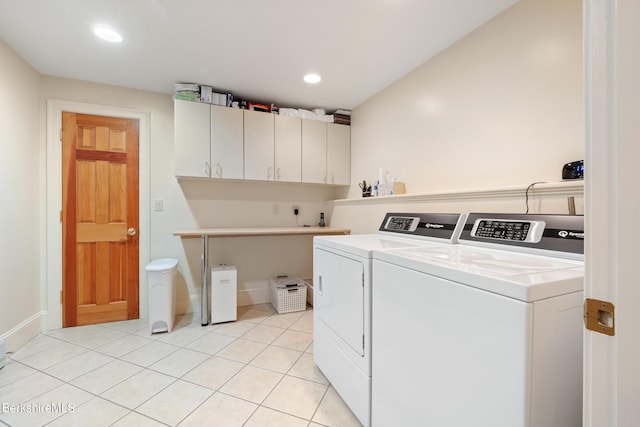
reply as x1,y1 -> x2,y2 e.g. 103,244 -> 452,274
146,258 -> 179,334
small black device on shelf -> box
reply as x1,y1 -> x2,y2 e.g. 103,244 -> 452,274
562,160 -> 584,180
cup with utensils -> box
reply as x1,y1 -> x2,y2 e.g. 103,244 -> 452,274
359,180 -> 372,197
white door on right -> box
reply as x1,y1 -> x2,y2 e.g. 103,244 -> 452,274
584,1 -> 640,426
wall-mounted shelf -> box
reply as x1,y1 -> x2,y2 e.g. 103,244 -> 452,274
329,180 -> 584,205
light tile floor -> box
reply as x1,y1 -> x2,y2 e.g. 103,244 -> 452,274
0,304 -> 362,427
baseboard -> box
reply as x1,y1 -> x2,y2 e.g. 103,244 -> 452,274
1,311 -> 45,353
174,294 -> 199,315
237,280 -> 270,306
183,281 -> 271,313
237,287 -> 270,307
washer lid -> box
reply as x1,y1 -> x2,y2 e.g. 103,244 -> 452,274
373,245 -> 584,302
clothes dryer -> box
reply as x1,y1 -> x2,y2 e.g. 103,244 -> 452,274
313,212 -> 467,426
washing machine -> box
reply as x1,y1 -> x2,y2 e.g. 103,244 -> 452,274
313,212 -> 467,426
371,213 -> 585,427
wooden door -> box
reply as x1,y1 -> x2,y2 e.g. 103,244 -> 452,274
62,112 -> 139,327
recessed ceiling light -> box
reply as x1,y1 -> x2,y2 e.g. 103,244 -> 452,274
304,73 -> 321,84
93,25 -> 123,43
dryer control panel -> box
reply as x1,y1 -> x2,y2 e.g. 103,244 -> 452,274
383,216 -> 420,232
378,212 -> 467,242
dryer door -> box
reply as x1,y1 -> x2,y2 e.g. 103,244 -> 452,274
314,247 -> 365,356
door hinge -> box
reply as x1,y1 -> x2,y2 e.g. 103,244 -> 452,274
59,129 -> 62,142
362,335 -> 365,350
584,298 -> 615,336
60,290 -> 63,304
362,272 -> 365,287
60,210 -> 63,223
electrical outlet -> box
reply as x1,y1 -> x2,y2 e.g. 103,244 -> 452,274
293,206 -> 299,215
272,204 -> 280,215
153,199 -> 164,211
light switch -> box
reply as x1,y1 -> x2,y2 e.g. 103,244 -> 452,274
153,199 -> 164,211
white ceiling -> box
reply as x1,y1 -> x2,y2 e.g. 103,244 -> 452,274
0,0 -> 518,111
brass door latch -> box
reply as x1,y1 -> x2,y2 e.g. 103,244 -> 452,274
584,298 -> 615,336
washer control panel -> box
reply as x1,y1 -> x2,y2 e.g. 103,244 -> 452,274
460,213 -> 585,257
471,219 -> 545,243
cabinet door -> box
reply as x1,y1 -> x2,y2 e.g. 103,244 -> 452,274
301,119 -> 327,183
327,123 -> 351,185
174,100 -> 210,177
211,105 -> 243,179
274,115 -> 301,182
244,110 -> 275,181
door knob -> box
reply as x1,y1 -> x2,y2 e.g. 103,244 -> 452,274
127,227 -> 137,236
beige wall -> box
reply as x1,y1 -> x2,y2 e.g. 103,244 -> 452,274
0,40 -> 42,349
333,0 -> 583,232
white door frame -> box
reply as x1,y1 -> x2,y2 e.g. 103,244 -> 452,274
44,99 -> 150,331
584,0 -> 640,425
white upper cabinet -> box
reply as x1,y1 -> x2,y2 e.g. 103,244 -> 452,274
244,110 -> 275,181
274,115 -> 302,183
211,105 -> 243,179
327,123 -> 351,185
174,99 -> 211,177
302,119 -> 328,184
174,101 -> 349,185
